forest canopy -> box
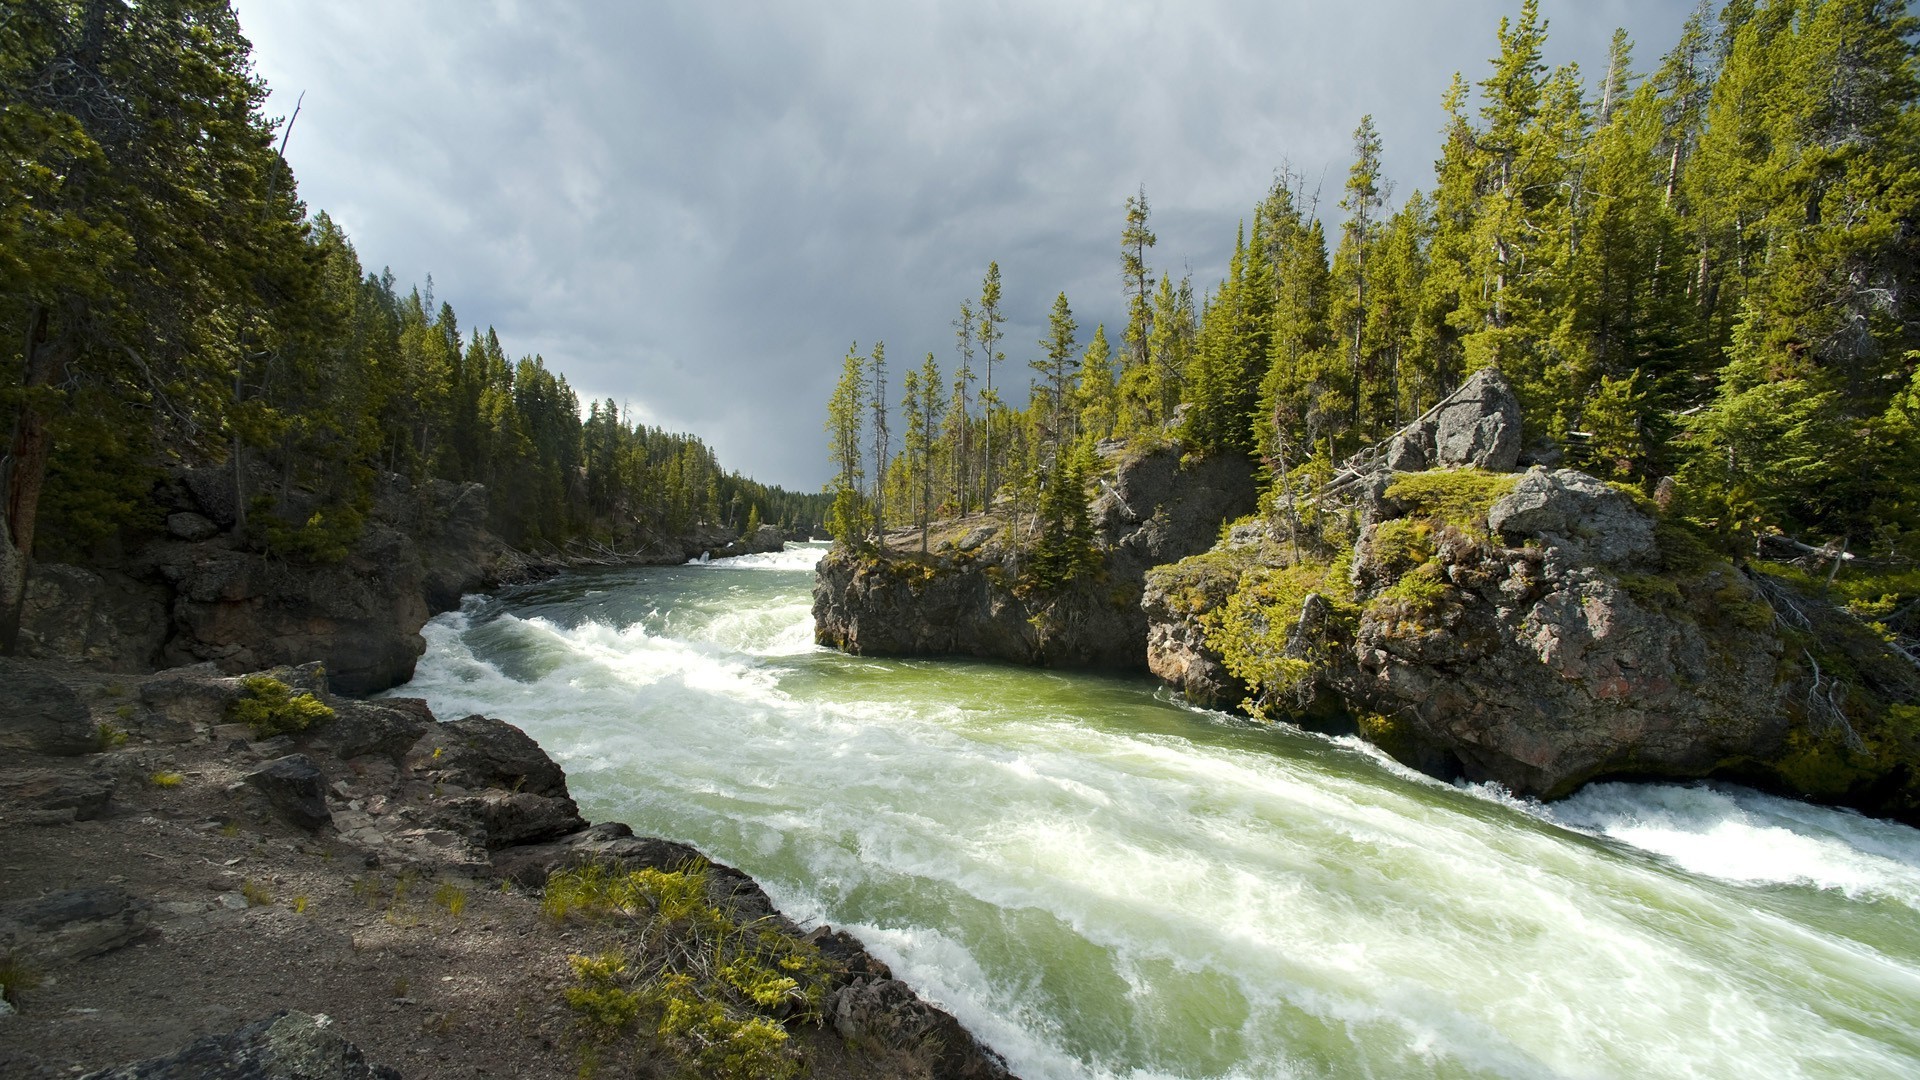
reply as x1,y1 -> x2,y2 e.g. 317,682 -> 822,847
0,0 -> 826,646
824,0 -> 1920,567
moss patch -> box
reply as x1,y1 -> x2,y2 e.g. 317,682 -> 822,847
1384,469 -> 1520,530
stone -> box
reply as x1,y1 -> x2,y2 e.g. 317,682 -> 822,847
433,789 -> 586,849
1487,467 -> 1658,567
245,754 -> 331,830
0,769 -> 114,820
80,1010 -> 401,1079
0,886 -> 152,963
166,512 -> 220,542
421,715 -> 570,799
0,658 -> 97,757
1430,367 -> 1523,470
301,701 -> 429,763
18,564 -> 169,672
826,978 -> 1013,1079
815,443 -> 1257,670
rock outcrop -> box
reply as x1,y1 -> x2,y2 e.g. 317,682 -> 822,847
1139,382 -> 1920,821
2,657 -> 1019,1080
80,1011 -> 400,1080
814,442 -> 1256,668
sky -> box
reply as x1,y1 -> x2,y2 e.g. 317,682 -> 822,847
231,0 -> 1703,491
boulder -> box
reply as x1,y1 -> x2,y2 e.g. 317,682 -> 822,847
419,715 -> 571,799
1431,367 -> 1523,470
0,658 -> 97,757
0,886 -> 151,963
490,822 -> 710,888
0,769 -> 114,822
1368,368 -> 1524,474
18,564 -> 169,672
245,754 -> 331,830
433,789 -> 585,849
165,512 -> 220,542
815,443 -> 1257,670
80,1010 -> 400,1080
301,700 -> 429,763
827,978 -> 1014,1080
1487,467 -> 1658,567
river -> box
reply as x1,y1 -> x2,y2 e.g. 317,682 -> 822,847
392,544 -> 1920,1079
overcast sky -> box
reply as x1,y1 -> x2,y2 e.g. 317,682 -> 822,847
232,1 -> 1701,491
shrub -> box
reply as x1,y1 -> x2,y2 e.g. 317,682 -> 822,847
547,862 -> 831,1080
1211,561 -> 1354,720
432,882 -> 468,918
227,675 -> 333,737
91,722 -> 129,752
1384,469 -> 1519,529
0,953 -> 41,1009
148,770 -> 185,788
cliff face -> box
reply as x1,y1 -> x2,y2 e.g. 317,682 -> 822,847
18,474 -> 511,695
1142,456 -> 1920,823
813,442 -> 1256,668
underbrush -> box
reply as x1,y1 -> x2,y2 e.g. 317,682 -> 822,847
546,861 -> 834,1080
227,674 -> 334,737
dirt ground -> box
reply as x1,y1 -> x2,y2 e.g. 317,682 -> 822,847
0,662 -> 993,1079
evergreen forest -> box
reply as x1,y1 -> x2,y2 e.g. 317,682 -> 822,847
825,0 -> 1920,575
1,0 -> 827,645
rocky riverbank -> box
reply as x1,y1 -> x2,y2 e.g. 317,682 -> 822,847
14,466 -> 783,697
0,657 -> 1014,1080
1140,374 -> 1920,825
812,440 -> 1256,667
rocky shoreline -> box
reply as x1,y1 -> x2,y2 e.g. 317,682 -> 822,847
0,657 -> 1016,1079
15,467 -> 786,696
813,371 -> 1920,827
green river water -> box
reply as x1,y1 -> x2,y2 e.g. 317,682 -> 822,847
393,544 -> 1920,1079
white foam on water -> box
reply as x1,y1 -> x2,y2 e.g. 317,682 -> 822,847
1516,781 -> 1920,907
685,545 -> 827,572
396,570 -> 1920,1080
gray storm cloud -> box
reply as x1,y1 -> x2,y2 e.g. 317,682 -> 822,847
234,0 -> 1696,489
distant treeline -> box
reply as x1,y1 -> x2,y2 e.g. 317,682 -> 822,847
827,0 -> 1920,567
1,2 -> 827,642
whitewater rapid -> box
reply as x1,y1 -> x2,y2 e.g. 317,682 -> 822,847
393,545 -> 1920,1079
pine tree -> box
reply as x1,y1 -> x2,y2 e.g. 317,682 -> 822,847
1121,187 -> 1157,376
1034,291 -> 1080,462
977,263 -> 1007,503
1076,324 -> 1119,444
825,344 -> 871,547
867,341 -> 890,527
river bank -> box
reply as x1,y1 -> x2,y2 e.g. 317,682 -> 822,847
0,652 -> 1013,1079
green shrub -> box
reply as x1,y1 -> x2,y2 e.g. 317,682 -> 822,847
148,770 -> 185,788
0,953 -> 41,1009
91,722 -> 129,752
227,675 -> 333,737
1384,469 -> 1519,529
547,862 -> 829,1080
1211,561 -> 1354,720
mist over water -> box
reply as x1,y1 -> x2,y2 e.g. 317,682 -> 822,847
395,544 -> 1920,1079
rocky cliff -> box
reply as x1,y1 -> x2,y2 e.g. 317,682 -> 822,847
15,469 -> 781,697
813,441 -> 1256,668
1142,372 -> 1920,824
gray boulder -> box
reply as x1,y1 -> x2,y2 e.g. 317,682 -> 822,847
433,789 -> 585,849
19,564 -> 169,672
245,754 -> 331,830
1431,367 -> 1524,470
0,658 -> 97,757
80,1010 -> 400,1080
0,886 -> 151,963
165,512 -> 220,542
419,715 -> 571,800
301,700 -> 428,763
0,769 -> 115,822
1374,368 -> 1523,473
1487,467 -> 1657,567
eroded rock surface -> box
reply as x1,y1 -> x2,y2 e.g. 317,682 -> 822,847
814,442 -> 1256,669
80,1011 -> 400,1080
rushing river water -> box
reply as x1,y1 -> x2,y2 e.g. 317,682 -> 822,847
394,544 -> 1920,1079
